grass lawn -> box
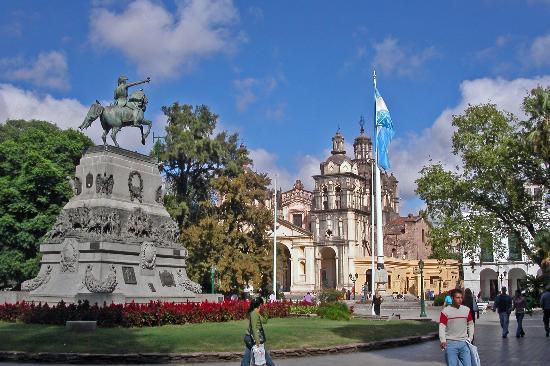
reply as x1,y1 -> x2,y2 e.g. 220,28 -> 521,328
0,318 -> 437,354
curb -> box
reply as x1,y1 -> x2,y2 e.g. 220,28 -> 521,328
0,333 -> 438,364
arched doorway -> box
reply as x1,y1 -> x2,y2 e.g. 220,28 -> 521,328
480,268 -> 498,300
320,247 -> 336,289
507,268 -> 527,295
277,244 -> 292,292
365,269 -> 372,293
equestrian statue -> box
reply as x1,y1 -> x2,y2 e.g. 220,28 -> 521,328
79,75 -> 152,147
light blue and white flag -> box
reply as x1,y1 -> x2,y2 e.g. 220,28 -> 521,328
375,87 -> 395,171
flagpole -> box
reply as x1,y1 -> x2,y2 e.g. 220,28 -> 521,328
370,155 -> 376,315
273,176 -> 277,298
373,70 -> 386,294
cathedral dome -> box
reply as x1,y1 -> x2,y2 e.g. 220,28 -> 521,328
321,130 -> 356,174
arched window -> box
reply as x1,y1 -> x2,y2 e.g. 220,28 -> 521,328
322,187 -> 328,210
335,186 -> 341,209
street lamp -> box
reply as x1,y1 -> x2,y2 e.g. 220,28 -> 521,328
418,260 -> 427,318
210,266 -> 216,294
349,273 -> 359,300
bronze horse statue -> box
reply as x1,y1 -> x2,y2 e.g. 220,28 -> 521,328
79,90 -> 152,147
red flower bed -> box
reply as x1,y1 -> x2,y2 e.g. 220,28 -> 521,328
0,300 -> 291,327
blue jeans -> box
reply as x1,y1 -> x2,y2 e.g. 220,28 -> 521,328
241,345 -> 275,366
445,340 -> 471,366
499,312 -> 510,336
515,313 -> 524,337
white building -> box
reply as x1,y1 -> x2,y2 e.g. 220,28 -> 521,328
463,233 -> 541,300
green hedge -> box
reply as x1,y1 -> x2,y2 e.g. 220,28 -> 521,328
317,302 -> 351,321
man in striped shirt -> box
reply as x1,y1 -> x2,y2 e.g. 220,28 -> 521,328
439,288 -> 475,366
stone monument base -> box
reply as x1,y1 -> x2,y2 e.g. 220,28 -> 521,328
5,146 -> 212,305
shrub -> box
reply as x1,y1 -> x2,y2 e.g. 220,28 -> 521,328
317,301 -> 351,321
289,304 -> 318,315
0,300 -> 291,327
318,289 -> 344,303
433,293 -> 446,306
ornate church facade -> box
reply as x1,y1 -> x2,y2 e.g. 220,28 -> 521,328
267,125 -> 458,295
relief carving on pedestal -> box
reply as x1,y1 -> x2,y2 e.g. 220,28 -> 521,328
140,241 -> 157,269
96,173 -> 114,195
176,269 -> 202,293
60,238 -> 79,272
45,207 -> 181,249
21,265 -> 52,291
83,265 -> 117,293
128,171 -> 143,202
125,208 -> 152,238
155,186 -> 164,204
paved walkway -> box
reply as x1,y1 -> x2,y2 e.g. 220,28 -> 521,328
0,312 -> 546,365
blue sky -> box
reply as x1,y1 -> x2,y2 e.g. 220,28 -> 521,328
1,0 -> 549,214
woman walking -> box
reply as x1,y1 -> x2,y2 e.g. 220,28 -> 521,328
241,297 -> 275,366
373,291 -> 383,316
512,289 -> 527,338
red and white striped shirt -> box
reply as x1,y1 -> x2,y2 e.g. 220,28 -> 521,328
439,304 -> 474,342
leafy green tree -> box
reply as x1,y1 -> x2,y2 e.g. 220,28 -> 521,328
0,120 -> 93,287
152,103 -> 250,227
416,88 -> 550,284
182,169 -> 273,295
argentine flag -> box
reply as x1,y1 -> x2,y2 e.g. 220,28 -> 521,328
375,87 -> 395,171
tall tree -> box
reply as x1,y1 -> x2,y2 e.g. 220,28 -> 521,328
182,169 -> 273,295
0,120 -> 93,287
152,103 -> 250,227
416,88 -> 550,284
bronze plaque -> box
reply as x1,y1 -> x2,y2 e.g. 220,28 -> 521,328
86,173 -> 93,188
122,266 -> 137,285
159,270 -> 175,287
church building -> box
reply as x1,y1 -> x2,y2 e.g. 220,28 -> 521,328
267,123 -> 458,295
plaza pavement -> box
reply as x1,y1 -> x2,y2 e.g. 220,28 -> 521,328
0,311 -> 546,365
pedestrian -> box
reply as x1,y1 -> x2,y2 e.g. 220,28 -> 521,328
541,284 -> 550,337
439,288 -> 475,366
493,286 -> 513,338
346,289 -> 351,300
463,288 -> 476,324
373,291 -> 383,316
241,297 -> 275,366
512,289 -> 527,338
268,293 -> 276,303
303,292 -> 313,304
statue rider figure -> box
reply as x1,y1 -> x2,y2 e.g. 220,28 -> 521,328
114,75 -> 150,126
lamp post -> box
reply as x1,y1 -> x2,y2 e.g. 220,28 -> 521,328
418,260 -> 427,318
210,266 -> 216,294
349,273 -> 359,300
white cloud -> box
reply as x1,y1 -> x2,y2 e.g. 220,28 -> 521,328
249,148 -> 322,192
233,75 -> 282,112
0,83 -> 161,152
530,34 -> 550,66
90,0 -> 240,79
390,76 -> 550,211
265,102 -> 286,120
234,77 -> 258,111
373,37 -> 436,76
0,51 -> 69,90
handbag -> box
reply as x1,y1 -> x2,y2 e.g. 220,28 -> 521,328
245,313 -> 266,349
466,340 -> 481,366
252,344 -> 267,366
244,334 -> 255,349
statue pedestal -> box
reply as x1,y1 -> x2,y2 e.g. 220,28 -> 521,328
17,146 -> 203,305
